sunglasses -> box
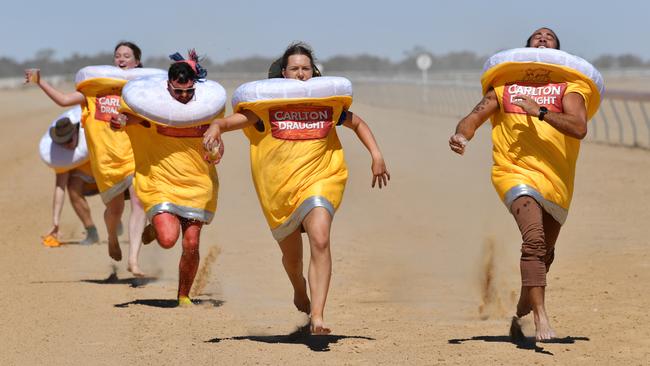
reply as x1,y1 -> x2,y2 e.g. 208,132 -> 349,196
168,82 -> 196,96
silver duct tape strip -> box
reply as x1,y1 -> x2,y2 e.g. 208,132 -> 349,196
99,174 -> 133,204
70,171 -> 95,184
147,202 -> 214,224
503,184 -> 568,225
271,196 -> 335,242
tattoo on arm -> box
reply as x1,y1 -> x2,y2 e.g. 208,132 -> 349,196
471,96 -> 491,114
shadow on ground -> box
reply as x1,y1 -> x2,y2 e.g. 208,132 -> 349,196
80,272 -> 158,288
448,335 -> 590,355
207,324 -> 374,352
114,298 -> 224,309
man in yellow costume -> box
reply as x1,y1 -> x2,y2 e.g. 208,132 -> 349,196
449,28 -> 602,342
115,52 -> 222,306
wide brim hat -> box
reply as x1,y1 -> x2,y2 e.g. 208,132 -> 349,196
49,117 -> 78,144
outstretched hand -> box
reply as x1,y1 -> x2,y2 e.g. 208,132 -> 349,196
202,123 -> 221,151
203,138 -> 224,165
371,157 -> 390,189
449,133 -> 468,155
24,69 -> 40,84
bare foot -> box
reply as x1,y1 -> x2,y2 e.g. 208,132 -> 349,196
509,316 -> 526,343
141,224 -> 156,245
294,281 -> 311,314
108,238 -> 122,261
533,309 -> 556,341
310,316 -> 331,335
294,294 -> 310,314
516,287 -> 532,317
127,263 -> 146,277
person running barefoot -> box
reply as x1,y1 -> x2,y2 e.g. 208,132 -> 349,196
449,28 -> 603,341
25,42 -> 153,277
203,42 -> 389,334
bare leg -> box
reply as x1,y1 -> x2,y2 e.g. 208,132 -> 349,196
152,213 -> 181,249
126,185 -> 146,277
177,219 -> 202,303
302,207 -> 333,335
67,177 -> 94,228
529,286 -> 556,341
278,229 -> 310,314
68,177 -> 99,245
104,194 -> 125,261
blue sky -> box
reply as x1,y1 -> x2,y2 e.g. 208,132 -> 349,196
3,0 -> 647,62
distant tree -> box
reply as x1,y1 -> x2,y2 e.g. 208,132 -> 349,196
617,54 -> 644,68
592,54 -> 616,69
323,54 -> 394,72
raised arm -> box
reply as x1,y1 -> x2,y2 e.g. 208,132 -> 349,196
341,111 -> 390,188
202,110 -> 258,150
25,69 -> 85,107
511,92 -> 587,139
449,89 -> 499,155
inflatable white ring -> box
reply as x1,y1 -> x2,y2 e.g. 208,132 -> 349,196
39,106 -> 89,170
483,48 -> 604,97
121,76 -> 227,127
75,65 -> 166,84
232,76 -> 353,108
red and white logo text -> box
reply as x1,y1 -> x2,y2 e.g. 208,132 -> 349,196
269,106 -> 333,140
503,82 -> 566,114
94,95 -> 121,122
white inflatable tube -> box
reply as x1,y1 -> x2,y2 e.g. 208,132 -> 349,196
232,76 -> 353,108
483,48 -> 604,97
39,106 -> 89,170
75,65 -> 166,84
122,76 -> 227,127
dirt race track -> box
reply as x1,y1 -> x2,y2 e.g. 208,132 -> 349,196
0,83 -> 649,365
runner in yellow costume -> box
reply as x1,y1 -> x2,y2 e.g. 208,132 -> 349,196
25,42 -> 162,277
39,107 -> 99,247
203,42 -> 390,334
449,28 -> 603,341
115,51 -> 225,305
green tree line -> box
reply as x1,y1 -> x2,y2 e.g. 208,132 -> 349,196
2,48 -> 647,78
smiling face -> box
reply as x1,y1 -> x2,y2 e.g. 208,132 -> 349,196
167,78 -> 195,104
528,28 -> 559,49
282,54 -> 314,81
113,45 -> 140,70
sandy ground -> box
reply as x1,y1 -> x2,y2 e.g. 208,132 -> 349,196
0,83 -> 649,365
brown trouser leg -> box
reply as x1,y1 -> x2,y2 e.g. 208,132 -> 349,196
510,196 -> 562,287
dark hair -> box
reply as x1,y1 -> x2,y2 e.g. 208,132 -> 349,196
114,41 -> 143,67
168,62 -> 197,83
525,28 -> 560,50
273,42 -> 321,78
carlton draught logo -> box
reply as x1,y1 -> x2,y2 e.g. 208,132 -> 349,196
503,82 -> 567,114
269,106 -> 334,140
94,95 -> 121,122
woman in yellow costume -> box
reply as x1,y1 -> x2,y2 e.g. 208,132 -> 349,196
25,42 -> 160,276
115,51 -> 225,306
39,107 -> 99,247
449,28 -> 603,341
203,42 -> 390,334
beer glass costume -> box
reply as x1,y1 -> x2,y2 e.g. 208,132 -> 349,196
39,106 -> 97,194
120,75 -> 227,223
232,77 -> 353,241
481,48 -> 604,224
75,66 -> 165,203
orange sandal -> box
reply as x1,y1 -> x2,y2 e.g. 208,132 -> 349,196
42,235 -> 61,247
